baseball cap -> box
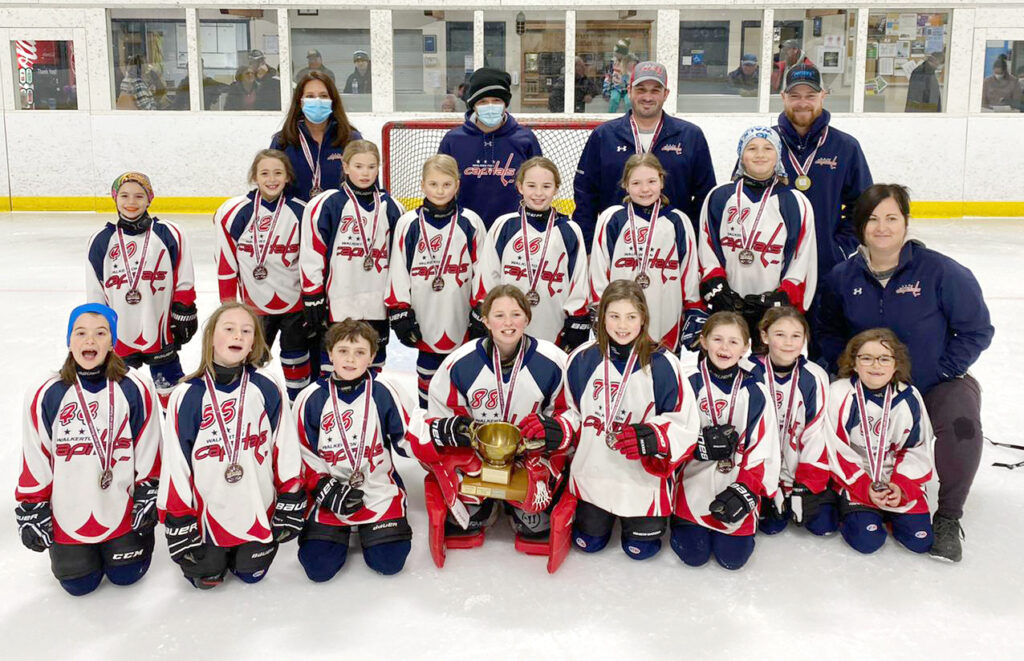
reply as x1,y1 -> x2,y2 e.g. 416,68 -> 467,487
353,50 -> 369,62
741,54 -> 758,64
784,64 -> 822,92
631,61 -> 667,87
782,39 -> 802,50
249,49 -> 264,61
306,49 -> 321,59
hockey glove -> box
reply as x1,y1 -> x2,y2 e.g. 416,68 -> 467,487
700,276 -> 744,313
790,484 -> 835,525
680,309 -> 708,352
695,424 -> 739,461
560,314 -> 591,352
518,455 -> 555,514
170,302 -> 198,347
271,490 -> 307,543
131,480 -> 159,532
468,305 -> 487,340
303,292 -> 329,332
314,476 -> 364,517
709,483 -> 758,524
743,289 -> 790,316
165,514 -> 205,564
388,307 -> 422,348
613,423 -> 667,460
519,413 -> 567,453
429,416 -> 474,449
15,501 -> 53,552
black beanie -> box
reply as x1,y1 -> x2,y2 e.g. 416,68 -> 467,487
466,67 -> 512,108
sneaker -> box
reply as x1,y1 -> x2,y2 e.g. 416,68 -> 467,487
929,514 -> 964,563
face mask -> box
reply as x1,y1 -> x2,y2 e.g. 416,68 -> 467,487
302,98 -> 332,123
476,103 -> 505,128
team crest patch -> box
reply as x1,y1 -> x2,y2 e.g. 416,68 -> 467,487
866,523 -> 879,532
915,531 -> 928,539
660,143 -> 683,155
574,536 -> 588,549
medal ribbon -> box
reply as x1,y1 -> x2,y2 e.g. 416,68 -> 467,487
766,361 -> 801,446
519,207 -> 556,297
298,130 -> 322,193
854,381 -> 893,485
626,201 -> 661,280
699,358 -> 742,427
116,226 -> 152,295
417,207 -> 459,287
492,340 -> 527,423
72,378 -> 116,475
329,375 -> 375,472
602,345 -> 639,439
733,178 -> 777,254
250,192 -> 286,270
785,126 -> 830,178
203,371 -> 249,467
342,183 -> 382,266
629,114 -> 664,155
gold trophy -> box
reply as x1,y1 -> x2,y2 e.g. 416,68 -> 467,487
458,422 -> 529,501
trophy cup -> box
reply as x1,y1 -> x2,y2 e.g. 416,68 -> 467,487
458,422 -> 529,501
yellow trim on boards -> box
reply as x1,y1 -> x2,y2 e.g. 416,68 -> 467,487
2,196 -> 1024,218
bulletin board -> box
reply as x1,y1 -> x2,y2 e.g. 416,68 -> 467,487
864,11 -> 948,95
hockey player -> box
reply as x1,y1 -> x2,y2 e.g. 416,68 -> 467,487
17,304 -> 162,596
86,172 -> 198,406
293,320 -> 427,580
699,126 -> 817,349
746,306 -> 835,535
423,285 -> 573,566
301,140 -> 405,373
671,312 -> 780,570
590,153 -> 703,353
474,157 -> 590,351
158,303 -> 304,589
386,154 -> 486,407
829,328 -> 934,555
215,149 -> 310,400
558,279 -> 701,563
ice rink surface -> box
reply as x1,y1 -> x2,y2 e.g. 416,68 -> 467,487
0,212 -> 1021,660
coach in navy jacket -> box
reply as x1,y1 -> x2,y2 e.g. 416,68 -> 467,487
573,61 -> 715,249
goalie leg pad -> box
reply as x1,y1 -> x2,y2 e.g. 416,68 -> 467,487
546,491 -> 578,573
424,474 -> 450,568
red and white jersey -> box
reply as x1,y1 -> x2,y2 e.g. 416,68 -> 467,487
562,342 -> 701,518
828,378 -> 934,515
86,218 -> 197,356
301,187 -> 405,322
674,362 -> 781,536
386,206 -> 486,354
158,367 -> 303,546
590,203 -> 701,351
18,369 -> 162,545
746,354 -> 831,496
294,375 -> 428,527
699,180 -> 817,311
473,210 -> 589,344
215,191 -> 305,315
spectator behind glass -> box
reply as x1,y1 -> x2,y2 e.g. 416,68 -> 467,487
905,51 -> 944,113
225,65 -> 259,111
250,49 -> 281,111
548,56 -> 600,112
344,50 -> 372,94
440,94 -> 459,112
294,49 -> 336,84
729,54 -> 759,95
116,55 -> 155,110
982,55 -> 1022,111
772,40 -> 813,92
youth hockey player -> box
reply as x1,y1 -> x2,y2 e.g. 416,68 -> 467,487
829,328 -> 934,555
86,172 -> 198,405
590,153 -> 703,353
215,149 -> 309,400
17,304 -> 162,596
158,303 -> 304,589
386,154 -> 486,406
474,157 -> 590,350
671,311 -> 780,570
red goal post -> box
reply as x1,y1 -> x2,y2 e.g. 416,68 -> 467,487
381,119 -> 602,215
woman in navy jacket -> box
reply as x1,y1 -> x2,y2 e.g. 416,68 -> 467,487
817,183 -> 993,564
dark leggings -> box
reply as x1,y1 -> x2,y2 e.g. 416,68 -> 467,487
924,375 -> 983,520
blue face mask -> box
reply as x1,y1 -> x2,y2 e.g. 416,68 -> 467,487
475,102 -> 505,128
302,97 -> 332,124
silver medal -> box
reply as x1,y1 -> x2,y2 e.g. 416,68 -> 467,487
716,458 -> 734,474
635,273 -> 650,289
224,462 -> 244,484
606,430 -> 618,450
252,265 -> 268,280
309,186 -> 323,197
526,289 -> 541,306
99,469 -> 113,490
348,471 -> 365,488
431,276 -> 445,292
125,288 -> 142,305
738,249 -> 755,266
362,255 -> 374,272
871,480 -> 889,493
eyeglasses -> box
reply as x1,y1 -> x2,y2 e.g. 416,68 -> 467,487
855,354 -> 895,367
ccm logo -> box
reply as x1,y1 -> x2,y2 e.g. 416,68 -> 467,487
110,549 -> 144,560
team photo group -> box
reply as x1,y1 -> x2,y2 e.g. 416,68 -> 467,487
14,59 -> 994,596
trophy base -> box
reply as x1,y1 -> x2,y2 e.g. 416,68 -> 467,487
460,469 -> 528,501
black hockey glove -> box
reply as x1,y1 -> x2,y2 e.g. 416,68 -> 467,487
519,413 -> 567,453
170,302 -> 198,347
165,513 -> 205,564
700,276 -> 744,313
429,416 -> 474,449
271,490 -> 307,543
790,484 -> 836,525
303,292 -> 329,332
388,307 -> 422,348
709,483 -> 758,524
15,501 -> 53,552
560,314 -> 591,352
468,305 -> 487,340
680,309 -> 708,352
743,289 -> 791,316
131,480 -> 159,532
695,424 -> 739,461
313,476 -> 364,517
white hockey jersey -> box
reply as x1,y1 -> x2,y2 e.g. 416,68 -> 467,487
86,218 -> 197,356
18,369 -> 162,544
590,203 -> 701,351
215,191 -> 305,315
158,367 -> 303,546
473,209 -> 590,344
699,179 -> 817,310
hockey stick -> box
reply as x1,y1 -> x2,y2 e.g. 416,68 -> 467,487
992,459 -> 1024,470
986,436 -> 1024,452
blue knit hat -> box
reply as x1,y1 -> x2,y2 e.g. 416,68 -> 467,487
67,303 -> 118,347
735,125 -> 787,180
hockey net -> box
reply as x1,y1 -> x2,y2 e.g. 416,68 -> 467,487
382,119 -> 602,215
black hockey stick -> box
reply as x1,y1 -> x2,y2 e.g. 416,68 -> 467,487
993,459 -> 1024,470
986,437 -> 1024,452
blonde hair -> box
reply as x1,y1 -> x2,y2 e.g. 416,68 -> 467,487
342,139 -> 380,165
247,148 -> 295,186
595,279 -> 658,368
620,153 -> 669,206
516,156 -> 561,188
184,302 -> 269,382
422,154 -> 460,182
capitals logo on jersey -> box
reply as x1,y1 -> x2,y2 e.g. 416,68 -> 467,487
720,221 -> 784,267
462,154 -> 516,186
613,246 -> 680,276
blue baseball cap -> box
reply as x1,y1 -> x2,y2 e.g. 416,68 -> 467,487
741,54 -> 758,64
67,303 -> 118,347
784,64 -> 822,92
